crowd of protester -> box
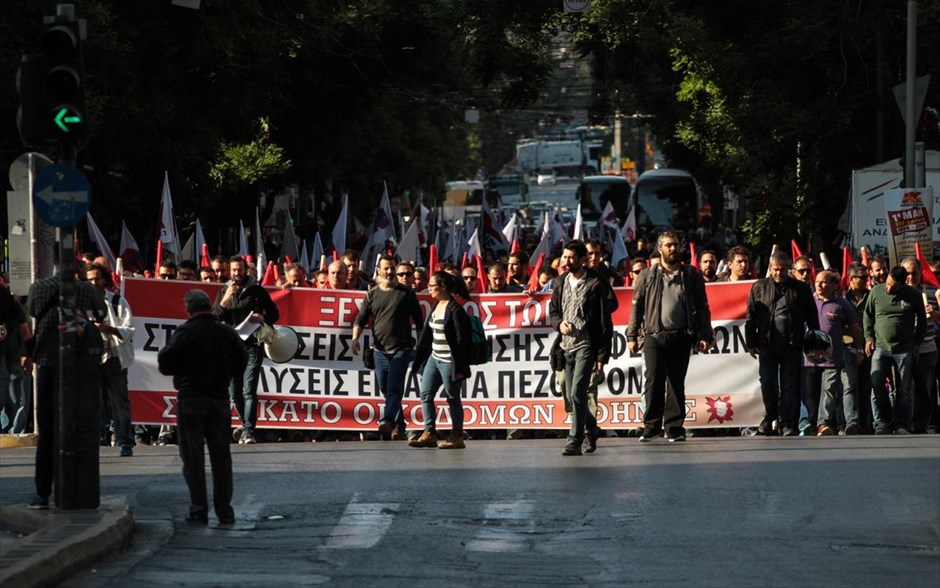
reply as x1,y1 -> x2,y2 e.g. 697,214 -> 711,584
3,221 -> 939,456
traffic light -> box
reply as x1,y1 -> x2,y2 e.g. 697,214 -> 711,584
16,53 -> 46,146
41,18 -> 85,142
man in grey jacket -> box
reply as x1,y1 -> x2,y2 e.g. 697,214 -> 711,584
628,230 -> 713,443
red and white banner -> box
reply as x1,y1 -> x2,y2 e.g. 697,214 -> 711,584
124,278 -> 762,430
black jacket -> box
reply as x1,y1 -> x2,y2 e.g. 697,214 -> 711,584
158,313 -> 248,399
745,277 -> 819,350
212,277 -> 280,345
549,268 -> 619,364
627,264 -> 713,344
413,299 -> 472,381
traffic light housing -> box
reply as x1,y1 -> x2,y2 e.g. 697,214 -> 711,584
41,18 -> 85,142
17,53 -> 46,146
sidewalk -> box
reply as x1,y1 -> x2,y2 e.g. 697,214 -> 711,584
0,499 -> 134,588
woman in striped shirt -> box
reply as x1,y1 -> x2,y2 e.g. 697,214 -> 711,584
409,272 -> 472,449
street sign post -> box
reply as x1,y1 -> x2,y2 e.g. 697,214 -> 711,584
32,163 -> 91,228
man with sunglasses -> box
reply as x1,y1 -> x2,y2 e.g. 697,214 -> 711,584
396,262 -> 416,288
792,256 -> 814,283
745,251 -> 819,436
844,262 -> 874,433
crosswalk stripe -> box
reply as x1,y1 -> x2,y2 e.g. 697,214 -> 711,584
322,494 -> 399,549
466,500 -> 535,552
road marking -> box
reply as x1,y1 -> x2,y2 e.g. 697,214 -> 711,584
322,494 -> 399,549
466,500 -> 535,552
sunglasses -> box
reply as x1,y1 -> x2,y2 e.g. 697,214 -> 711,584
396,272 -> 411,276
158,273 -> 175,279
850,274 -> 866,279
631,269 -> 642,275
795,268 -> 810,274
463,275 -> 476,281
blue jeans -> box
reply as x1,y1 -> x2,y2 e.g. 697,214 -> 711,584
870,348 -> 915,432
229,343 -> 262,432
418,355 -> 463,432
758,345 -> 802,429
807,366 -> 856,428
9,364 -> 32,434
374,349 -> 413,433
0,359 -> 13,433
564,346 -> 595,444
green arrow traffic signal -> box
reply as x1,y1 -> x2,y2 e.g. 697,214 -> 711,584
53,107 -> 82,132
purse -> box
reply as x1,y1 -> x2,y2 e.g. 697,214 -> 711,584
363,346 -> 375,370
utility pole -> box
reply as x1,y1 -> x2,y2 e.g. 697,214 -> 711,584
904,0 -> 916,187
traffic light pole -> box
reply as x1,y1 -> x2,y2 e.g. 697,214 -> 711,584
49,3 -> 99,511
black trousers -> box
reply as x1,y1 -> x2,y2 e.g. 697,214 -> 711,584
35,365 -> 56,499
177,396 -> 234,520
642,332 -> 694,433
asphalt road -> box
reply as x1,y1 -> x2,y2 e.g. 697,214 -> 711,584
1,436 -> 938,587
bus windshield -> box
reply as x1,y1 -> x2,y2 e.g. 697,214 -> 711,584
577,176 -> 631,221
634,170 -> 698,230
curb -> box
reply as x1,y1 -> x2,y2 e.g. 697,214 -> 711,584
0,504 -> 134,588
0,435 -> 37,449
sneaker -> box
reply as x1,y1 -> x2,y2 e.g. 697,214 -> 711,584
817,424 -> 834,436
894,428 -> 911,435
240,430 -> 257,444
120,445 -> 134,457
390,428 -> 405,441
668,433 -> 686,443
408,429 -> 439,448
437,432 -> 466,449
28,495 -> 50,510
377,420 -> 393,440
583,432 -> 598,454
232,426 -> 243,442
781,426 -> 798,437
756,420 -> 775,436
562,442 -> 582,456
638,428 -> 661,443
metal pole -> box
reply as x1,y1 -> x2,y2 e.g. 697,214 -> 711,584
904,0 -> 916,187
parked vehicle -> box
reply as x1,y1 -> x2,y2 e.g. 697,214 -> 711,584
536,167 -> 557,186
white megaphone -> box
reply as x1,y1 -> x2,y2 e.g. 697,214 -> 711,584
260,325 -> 303,363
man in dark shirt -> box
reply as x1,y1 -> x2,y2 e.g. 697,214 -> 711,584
159,289 -> 247,525
351,255 -> 423,440
213,256 -> 279,444
26,259 -> 106,509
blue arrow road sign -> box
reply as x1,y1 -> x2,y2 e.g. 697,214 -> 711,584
32,163 -> 92,228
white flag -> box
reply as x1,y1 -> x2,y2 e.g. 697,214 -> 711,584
280,208 -> 300,262
610,223 -> 630,269
299,239 -> 309,271
311,232 -> 324,270
622,204 -> 637,243
331,195 -> 348,255
573,203 -> 584,241
194,219 -> 207,263
85,212 -> 116,270
238,220 -> 249,257
397,218 -> 421,265
501,212 -> 518,244
119,221 -> 145,273
159,171 -> 182,263
255,207 -> 266,275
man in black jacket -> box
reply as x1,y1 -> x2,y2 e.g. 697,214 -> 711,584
549,240 -> 619,456
213,256 -> 279,444
159,289 -> 247,525
745,250 -> 819,436
627,230 -> 713,443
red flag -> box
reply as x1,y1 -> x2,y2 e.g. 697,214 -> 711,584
689,242 -> 699,268
527,252 -> 545,291
860,246 -> 870,268
284,255 -> 293,265
75,236 -> 83,261
790,239 -> 803,262
510,239 -> 521,254
273,262 -> 282,282
460,252 -> 469,270
155,239 -> 163,274
475,256 -> 487,294
428,244 -> 439,273
261,261 -> 276,286
200,243 -> 211,268
246,254 -> 255,265
915,242 -> 940,288
840,246 -> 852,290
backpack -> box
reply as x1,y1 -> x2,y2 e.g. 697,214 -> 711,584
467,314 -> 492,365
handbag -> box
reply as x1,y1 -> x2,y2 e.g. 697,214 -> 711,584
363,346 -> 375,370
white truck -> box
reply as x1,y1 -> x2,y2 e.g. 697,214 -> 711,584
840,150 -> 940,258
515,139 -> 591,176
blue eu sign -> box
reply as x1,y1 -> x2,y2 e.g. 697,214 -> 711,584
32,164 -> 91,228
